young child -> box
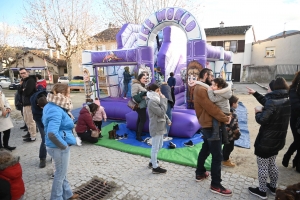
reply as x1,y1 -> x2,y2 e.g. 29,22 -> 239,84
0,150 -> 25,200
93,98 -> 107,138
147,84 -> 171,174
222,95 -> 241,167
196,78 -> 232,143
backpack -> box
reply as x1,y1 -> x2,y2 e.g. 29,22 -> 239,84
30,90 -> 48,116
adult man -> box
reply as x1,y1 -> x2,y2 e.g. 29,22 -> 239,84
19,68 -> 37,142
193,67 -> 232,196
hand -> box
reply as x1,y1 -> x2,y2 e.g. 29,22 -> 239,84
104,118 -> 107,122
168,122 -> 172,126
225,116 -> 231,124
246,87 -> 256,95
2,109 -> 8,117
6,108 -> 11,113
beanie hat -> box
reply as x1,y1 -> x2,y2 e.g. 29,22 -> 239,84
269,80 -> 275,91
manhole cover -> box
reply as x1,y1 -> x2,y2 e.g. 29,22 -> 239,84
74,178 -> 115,199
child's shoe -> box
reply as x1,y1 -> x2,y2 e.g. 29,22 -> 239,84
222,159 -> 235,167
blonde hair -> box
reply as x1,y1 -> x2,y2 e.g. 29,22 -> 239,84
51,83 -> 69,95
0,150 -> 13,165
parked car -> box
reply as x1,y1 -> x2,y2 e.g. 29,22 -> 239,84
0,78 -> 12,89
73,76 -> 83,80
58,76 -> 69,84
9,80 -> 21,90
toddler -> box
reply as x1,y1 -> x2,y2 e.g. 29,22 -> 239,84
93,98 -> 107,138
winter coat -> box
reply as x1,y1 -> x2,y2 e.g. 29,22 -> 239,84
30,90 -> 48,117
0,156 -> 25,200
123,71 -> 132,84
36,79 -> 47,90
131,79 -> 147,109
147,91 -> 170,137
0,91 -> 14,132
42,102 -> 76,148
19,75 -> 37,106
160,83 -> 174,108
76,106 -> 98,133
289,88 -> 300,119
193,83 -> 229,128
226,107 -> 241,141
197,81 -> 232,114
93,100 -> 107,121
253,90 -> 291,158
167,76 -> 176,88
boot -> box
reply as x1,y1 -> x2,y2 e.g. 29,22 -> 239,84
20,124 -> 27,129
282,154 -> 291,168
39,159 -> 46,168
108,130 -> 116,139
4,146 -> 16,151
2,131 -> 16,151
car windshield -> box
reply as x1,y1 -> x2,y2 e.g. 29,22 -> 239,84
73,76 -> 83,80
60,77 -> 68,80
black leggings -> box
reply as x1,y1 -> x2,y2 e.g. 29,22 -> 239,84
223,140 -> 234,160
94,121 -> 103,131
77,130 -> 98,144
0,129 -> 11,148
136,108 -> 147,138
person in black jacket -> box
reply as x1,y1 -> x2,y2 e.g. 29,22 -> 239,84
246,77 -> 291,199
122,66 -> 132,99
18,68 -> 37,142
282,71 -> 300,173
167,72 -> 176,105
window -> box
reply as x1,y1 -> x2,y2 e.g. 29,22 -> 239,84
229,41 -> 237,52
224,41 -> 230,51
28,56 -> 34,63
237,40 -> 245,52
64,68 -> 67,73
211,41 -> 223,47
265,47 -> 275,57
206,41 -> 212,46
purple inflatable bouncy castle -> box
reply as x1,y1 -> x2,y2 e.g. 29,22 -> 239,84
81,7 -> 233,138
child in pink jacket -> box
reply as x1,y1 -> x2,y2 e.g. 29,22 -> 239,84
93,98 -> 107,138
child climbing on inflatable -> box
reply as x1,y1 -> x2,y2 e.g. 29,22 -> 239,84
196,77 -> 232,144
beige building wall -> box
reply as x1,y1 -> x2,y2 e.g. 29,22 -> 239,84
251,33 -> 300,66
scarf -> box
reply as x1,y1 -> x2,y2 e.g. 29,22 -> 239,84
46,92 -> 74,119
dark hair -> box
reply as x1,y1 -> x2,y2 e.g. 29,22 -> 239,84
88,103 -> 99,115
137,73 -> 146,82
19,68 -> 26,71
229,95 -> 239,107
36,74 -> 42,80
290,71 -> 300,94
213,78 -> 228,89
37,96 -> 48,108
199,68 -> 212,79
147,83 -> 160,92
273,77 -> 289,91
170,72 -> 174,77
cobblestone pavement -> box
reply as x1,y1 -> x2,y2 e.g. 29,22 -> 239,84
3,83 -> 293,199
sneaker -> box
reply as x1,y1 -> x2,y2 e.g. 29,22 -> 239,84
23,137 -> 36,142
210,185 -> 233,197
143,137 -> 151,142
222,159 -> 236,167
195,172 -> 210,182
266,183 -> 276,195
163,136 -> 173,141
248,187 -> 267,199
152,167 -> 167,174
148,160 -> 159,169
169,141 -> 176,149
23,128 -> 28,132
115,134 -> 123,140
20,125 -> 27,129
184,140 -> 194,147
39,159 -> 46,168
22,132 -> 30,138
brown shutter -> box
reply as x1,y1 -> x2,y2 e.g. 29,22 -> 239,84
237,40 -> 245,52
211,41 -> 217,46
216,41 -> 223,47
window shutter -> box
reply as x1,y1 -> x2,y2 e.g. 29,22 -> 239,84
237,40 -> 245,52
216,41 -> 223,47
211,41 -> 217,46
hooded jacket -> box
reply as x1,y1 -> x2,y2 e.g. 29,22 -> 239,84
36,79 -> 47,91
19,75 -> 37,106
147,91 -> 170,136
92,100 -> 107,121
0,156 -> 25,200
0,91 -> 14,132
253,90 -> 291,158
76,105 -> 98,133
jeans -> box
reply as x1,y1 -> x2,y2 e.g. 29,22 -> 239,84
123,82 -> 129,97
196,128 -> 223,187
223,140 -> 234,160
34,117 -> 47,159
47,147 -> 73,200
136,108 -> 147,138
212,118 -> 228,142
164,102 -> 172,137
151,135 -> 164,168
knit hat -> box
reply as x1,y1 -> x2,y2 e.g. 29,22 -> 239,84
269,80 -> 275,91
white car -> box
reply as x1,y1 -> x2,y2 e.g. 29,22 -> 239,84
58,76 -> 69,84
0,78 -> 11,89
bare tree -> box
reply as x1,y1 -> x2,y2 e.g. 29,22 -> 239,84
23,0 -> 100,80
101,0 -> 202,25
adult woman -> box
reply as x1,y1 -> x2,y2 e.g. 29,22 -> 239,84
131,73 -> 148,141
147,84 -> 171,173
247,78 -> 291,199
282,71 -> 300,172
75,103 -> 99,144
123,66 -> 132,99
42,83 -> 78,200
0,90 -> 16,151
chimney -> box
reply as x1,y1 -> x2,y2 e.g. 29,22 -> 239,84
49,49 -> 53,58
220,21 -> 224,28
56,50 -> 60,59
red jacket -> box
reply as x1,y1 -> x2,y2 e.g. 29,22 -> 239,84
36,79 -> 47,89
0,157 -> 25,200
75,106 -> 97,133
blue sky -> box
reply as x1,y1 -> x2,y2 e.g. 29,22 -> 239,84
1,0 -> 300,46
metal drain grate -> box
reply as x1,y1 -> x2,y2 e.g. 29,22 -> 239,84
74,178 -> 114,200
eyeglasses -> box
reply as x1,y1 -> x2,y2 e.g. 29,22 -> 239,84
20,72 -> 27,75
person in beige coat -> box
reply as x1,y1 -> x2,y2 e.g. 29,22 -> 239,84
0,91 -> 15,151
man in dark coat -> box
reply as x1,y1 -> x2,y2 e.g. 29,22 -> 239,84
18,68 -> 37,142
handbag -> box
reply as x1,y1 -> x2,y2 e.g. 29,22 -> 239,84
127,98 -> 138,111
91,129 -> 100,138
